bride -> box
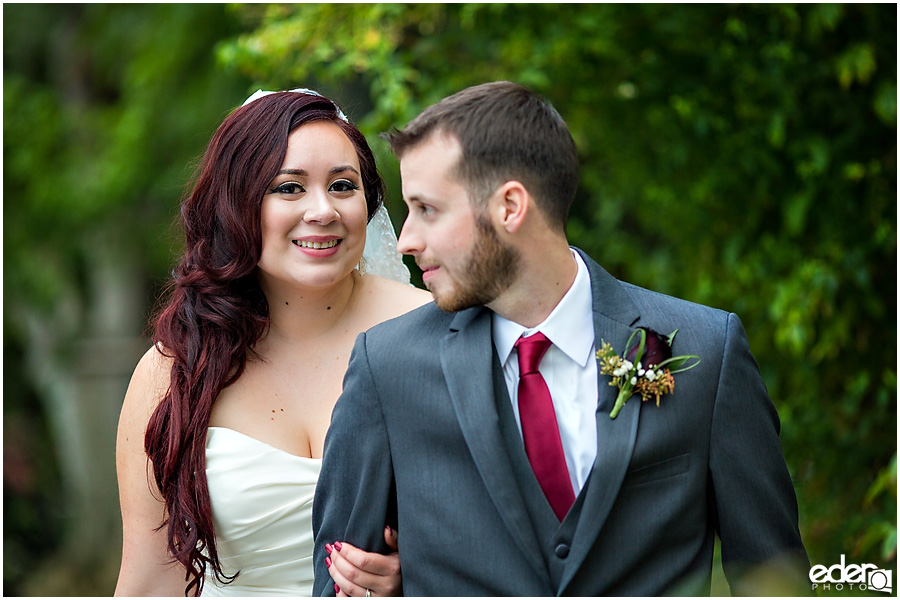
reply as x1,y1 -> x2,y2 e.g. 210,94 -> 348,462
114,89 -> 430,596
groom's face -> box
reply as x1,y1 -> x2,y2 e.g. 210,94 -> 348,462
398,132 -> 519,312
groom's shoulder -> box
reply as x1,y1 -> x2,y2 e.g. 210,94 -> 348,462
614,279 -> 737,359
578,247 -> 730,327
365,300 -> 452,345
619,279 -> 730,324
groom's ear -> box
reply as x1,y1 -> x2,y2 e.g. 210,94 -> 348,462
491,180 -> 530,234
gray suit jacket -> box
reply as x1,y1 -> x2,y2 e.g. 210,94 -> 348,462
313,248 -> 808,596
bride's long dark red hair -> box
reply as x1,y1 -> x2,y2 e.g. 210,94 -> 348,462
146,92 -> 384,596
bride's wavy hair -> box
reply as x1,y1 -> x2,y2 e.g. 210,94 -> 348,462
146,91 -> 384,596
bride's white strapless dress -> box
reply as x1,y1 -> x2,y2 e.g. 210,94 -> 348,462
201,427 -> 322,596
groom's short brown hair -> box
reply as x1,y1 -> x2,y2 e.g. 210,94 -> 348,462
385,81 -> 579,231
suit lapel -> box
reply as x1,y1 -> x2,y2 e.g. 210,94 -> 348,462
560,249 -> 643,592
440,306 -> 548,578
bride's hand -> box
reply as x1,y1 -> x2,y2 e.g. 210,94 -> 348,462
327,526 -> 401,597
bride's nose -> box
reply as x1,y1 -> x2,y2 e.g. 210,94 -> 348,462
303,189 -> 339,225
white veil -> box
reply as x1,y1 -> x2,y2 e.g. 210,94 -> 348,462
362,205 -> 411,284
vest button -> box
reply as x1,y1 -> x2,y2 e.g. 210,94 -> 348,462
555,543 -> 570,558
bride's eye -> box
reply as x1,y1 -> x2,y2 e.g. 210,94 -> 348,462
330,179 -> 360,194
271,182 -> 305,194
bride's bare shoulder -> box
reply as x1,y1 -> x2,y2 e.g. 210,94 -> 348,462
363,275 -> 432,320
120,344 -> 174,423
136,343 -> 174,383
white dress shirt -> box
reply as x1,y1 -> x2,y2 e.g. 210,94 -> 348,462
492,250 -> 598,495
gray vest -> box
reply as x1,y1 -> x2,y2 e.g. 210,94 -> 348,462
491,350 -> 592,591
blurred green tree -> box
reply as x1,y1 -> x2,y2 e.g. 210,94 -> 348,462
3,4 -> 250,594
219,2 -> 897,586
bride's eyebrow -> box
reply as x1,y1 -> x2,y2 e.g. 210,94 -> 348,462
273,166 -> 359,177
275,169 -> 307,176
330,165 -> 361,177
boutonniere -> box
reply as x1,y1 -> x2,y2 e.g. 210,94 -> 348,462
596,327 -> 701,419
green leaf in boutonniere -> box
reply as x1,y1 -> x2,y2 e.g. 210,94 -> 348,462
596,327 -> 701,419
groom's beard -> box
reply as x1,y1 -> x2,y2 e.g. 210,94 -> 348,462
432,212 -> 520,313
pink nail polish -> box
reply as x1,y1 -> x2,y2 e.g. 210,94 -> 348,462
334,541 -> 343,552
325,543 -> 333,555
386,525 -> 393,535
325,557 -> 332,568
334,583 -> 341,594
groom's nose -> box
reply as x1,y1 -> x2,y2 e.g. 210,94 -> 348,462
397,215 -> 421,256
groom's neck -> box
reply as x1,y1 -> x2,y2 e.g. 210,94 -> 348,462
487,236 -> 577,329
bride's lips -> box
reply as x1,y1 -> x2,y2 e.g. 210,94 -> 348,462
292,235 -> 342,258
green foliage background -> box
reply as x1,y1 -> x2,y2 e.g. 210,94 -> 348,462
4,3 -> 896,595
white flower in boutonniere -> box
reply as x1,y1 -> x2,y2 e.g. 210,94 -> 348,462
596,327 -> 701,419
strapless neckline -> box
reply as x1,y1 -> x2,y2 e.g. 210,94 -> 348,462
207,426 -> 323,462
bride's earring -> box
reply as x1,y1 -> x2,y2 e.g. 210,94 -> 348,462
357,256 -> 368,276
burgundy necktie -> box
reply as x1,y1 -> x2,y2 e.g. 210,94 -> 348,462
515,332 -> 576,521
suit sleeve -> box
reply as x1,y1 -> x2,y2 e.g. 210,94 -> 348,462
709,313 -> 811,595
313,332 -> 396,596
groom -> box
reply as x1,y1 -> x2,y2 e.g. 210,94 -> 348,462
313,81 -> 809,596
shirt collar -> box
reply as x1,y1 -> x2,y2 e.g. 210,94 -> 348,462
493,250 -> 595,367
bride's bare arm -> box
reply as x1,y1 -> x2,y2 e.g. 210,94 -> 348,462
114,347 -> 186,596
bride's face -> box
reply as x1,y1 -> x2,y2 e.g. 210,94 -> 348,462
257,120 -> 368,292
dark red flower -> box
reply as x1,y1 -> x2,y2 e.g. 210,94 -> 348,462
626,327 -> 672,369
